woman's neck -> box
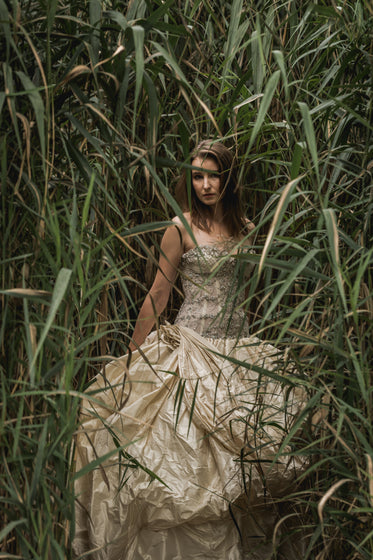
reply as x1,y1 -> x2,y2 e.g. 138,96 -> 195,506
200,203 -> 225,228
192,219 -> 235,246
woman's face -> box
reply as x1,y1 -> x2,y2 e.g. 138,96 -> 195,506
191,156 -> 221,208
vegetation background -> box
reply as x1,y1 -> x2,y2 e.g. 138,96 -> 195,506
0,0 -> 372,558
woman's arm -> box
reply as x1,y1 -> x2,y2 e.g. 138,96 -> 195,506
128,223 -> 184,351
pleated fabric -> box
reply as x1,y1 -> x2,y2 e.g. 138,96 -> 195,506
73,324 -> 306,559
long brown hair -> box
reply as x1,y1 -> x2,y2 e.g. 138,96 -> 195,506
175,140 -> 247,237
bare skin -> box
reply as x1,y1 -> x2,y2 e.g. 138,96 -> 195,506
128,157 -> 250,351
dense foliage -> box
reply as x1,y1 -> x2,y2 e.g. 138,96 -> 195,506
0,0 -> 372,557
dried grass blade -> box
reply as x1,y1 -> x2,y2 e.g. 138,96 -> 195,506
57,65 -> 91,89
1,288 -> 51,298
318,478 -> 352,524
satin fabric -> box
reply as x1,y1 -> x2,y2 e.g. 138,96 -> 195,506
73,325 -> 306,559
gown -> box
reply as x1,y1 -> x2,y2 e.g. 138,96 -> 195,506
73,244 -> 307,560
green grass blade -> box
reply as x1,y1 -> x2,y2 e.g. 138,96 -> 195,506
323,208 -> 347,313
16,71 -> 46,168
248,70 -> 280,151
258,176 -> 303,275
30,269 -> 72,382
298,101 -> 320,184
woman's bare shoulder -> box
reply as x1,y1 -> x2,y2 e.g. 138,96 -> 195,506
171,213 -> 192,237
171,213 -> 195,252
172,212 -> 192,228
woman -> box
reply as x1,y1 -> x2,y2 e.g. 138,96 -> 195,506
73,141 -> 306,559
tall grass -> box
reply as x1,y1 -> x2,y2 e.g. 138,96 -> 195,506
0,0 -> 372,557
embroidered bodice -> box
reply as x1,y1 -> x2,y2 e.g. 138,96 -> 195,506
174,244 -> 250,339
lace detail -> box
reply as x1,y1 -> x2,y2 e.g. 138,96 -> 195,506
174,244 -> 250,339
